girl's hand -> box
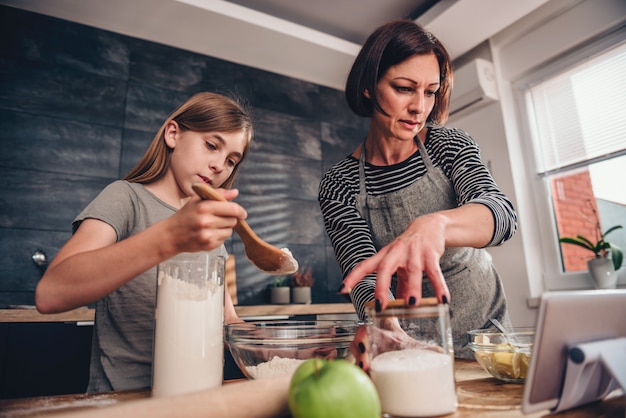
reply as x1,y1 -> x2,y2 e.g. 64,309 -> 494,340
162,189 -> 247,256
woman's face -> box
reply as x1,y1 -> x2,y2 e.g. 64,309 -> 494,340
166,121 -> 248,197
369,53 -> 440,142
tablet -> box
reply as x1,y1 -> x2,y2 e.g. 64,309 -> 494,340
521,289 -> 626,414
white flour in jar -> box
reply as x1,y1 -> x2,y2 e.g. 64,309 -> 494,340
370,348 -> 457,417
152,268 -> 224,397
245,356 -> 304,379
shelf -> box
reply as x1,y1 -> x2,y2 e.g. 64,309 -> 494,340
0,303 -> 355,323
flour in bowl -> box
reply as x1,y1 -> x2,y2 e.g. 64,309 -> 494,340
245,356 -> 305,379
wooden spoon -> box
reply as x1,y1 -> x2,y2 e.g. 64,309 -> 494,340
192,183 -> 299,275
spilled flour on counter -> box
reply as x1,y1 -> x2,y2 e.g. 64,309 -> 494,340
245,356 -> 305,379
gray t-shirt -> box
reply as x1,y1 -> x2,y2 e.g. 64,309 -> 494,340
74,180 -> 176,392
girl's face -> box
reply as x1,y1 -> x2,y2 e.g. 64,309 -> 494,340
369,53 -> 440,142
165,121 -> 248,197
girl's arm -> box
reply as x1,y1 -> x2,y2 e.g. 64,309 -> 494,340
36,197 -> 244,314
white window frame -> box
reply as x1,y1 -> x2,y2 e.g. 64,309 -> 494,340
512,28 -> 626,291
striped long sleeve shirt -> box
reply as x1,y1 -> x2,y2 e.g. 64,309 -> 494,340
318,126 -> 518,320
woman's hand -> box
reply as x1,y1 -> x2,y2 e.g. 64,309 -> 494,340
350,324 -> 372,371
341,213 -> 451,311
339,204 -> 495,311
350,319 -> 442,373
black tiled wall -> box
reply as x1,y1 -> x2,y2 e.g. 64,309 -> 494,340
0,5 -> 369,306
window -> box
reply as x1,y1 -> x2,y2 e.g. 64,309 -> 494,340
525,40 -> 626,277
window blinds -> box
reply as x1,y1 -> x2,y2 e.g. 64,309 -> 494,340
529,42 -> 626,175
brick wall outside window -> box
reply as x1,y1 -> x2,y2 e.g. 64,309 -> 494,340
552,171 -> 599,271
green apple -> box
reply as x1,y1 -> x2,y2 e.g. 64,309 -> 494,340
288,358 -> 381,418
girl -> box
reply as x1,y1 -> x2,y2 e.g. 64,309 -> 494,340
35,92 -> 252,392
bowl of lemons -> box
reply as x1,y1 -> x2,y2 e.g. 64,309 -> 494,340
467,328 -> 534,383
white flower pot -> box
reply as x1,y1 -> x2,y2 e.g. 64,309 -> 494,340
291,287 -> 311,304
587,258 -> 618,289
271,287 -> 290,304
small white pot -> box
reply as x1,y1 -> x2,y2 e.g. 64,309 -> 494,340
291,287 -> 311,304
587,258 -> 618,289
271,287 -> 291,304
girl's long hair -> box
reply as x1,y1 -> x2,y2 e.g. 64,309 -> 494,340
124,92 -> 253,188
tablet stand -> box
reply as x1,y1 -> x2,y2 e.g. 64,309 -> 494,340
553,337 -> 626,413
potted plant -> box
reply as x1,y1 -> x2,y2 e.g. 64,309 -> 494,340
290,267 -> 315,304
559,202 -> 623,289
270,276 -> 290,304
559,225 -> 623,270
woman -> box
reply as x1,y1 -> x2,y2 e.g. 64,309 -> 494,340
36,92 -> 252,391
318,20 -> 517,360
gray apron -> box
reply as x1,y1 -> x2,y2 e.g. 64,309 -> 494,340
355,135 -> 509,359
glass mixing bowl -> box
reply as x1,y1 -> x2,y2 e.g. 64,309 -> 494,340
225,320 -> 359,379
467,328 -> 534,383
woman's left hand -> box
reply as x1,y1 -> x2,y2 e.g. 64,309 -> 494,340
350,320 -> 443,373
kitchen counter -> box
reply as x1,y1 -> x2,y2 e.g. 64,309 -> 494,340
0,303 -> 356,323
0,360 -> 622,418
0,304 -> 357,399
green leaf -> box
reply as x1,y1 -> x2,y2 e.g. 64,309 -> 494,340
559,237 -> 595,253
576,235 -> 596,249
603,225 -> 623,239
560,224 -> 623,260
609,243 -> 623,271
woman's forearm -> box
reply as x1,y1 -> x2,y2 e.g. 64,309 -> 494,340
426,203 -> 495,248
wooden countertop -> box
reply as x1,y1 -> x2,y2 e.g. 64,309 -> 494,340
0,360 -> 622,418
0,307 -> 95,323
0,304 -> 356,323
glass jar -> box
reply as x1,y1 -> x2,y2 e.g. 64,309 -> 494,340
152,250 -> 225,397
365,298 -> 458,417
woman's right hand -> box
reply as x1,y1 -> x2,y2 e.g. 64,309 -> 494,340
340,212 -> 451,312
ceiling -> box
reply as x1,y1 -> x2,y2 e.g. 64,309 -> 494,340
1,0 -> 550,89
224,0 -> 439,45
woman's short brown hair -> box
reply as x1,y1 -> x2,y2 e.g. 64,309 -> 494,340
345,19 -> 453,126
124,92 -> 253,188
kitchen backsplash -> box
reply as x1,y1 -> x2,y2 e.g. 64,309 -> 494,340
0,5 -> 369,307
